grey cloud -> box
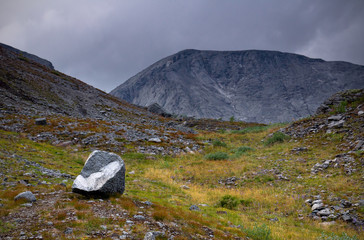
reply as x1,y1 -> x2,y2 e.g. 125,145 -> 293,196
0,0 -> 363,92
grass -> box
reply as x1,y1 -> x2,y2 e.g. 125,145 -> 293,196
317,232 -> 359,240
204,152 -> 229,160
231,146 -> 254,158
264,131 -> 290,145
231,125 -> 269,134
152,205 -> 173,221
242,224 -> 272,240
0,110 -> 363,239
212,139 -> 228,147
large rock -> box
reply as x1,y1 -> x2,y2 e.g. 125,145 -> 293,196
147,103 -> 172,118
72,150 -> 125,197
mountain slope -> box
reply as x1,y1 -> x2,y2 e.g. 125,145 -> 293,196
111,49 -> 364,123
0,43 -> 142,120
1,88 -> 363,239
0,43 -> 198,156
0,43 -> 54,69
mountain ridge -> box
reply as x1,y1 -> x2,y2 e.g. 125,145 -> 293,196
0,42 -> 54,69
111,49 -> 364,123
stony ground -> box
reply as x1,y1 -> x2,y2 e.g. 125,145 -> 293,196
0,90 -> 363,239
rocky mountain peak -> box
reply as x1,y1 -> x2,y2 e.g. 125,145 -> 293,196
111,49 -> 364,123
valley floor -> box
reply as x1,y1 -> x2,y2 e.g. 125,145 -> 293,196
0,116 -> 363,239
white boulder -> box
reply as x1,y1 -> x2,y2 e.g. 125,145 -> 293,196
72,150 -> 125,197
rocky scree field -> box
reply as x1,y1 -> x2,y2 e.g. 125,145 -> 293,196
0,88 -> 363,239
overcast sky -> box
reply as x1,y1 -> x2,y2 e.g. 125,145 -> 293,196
1,0 -> 363,92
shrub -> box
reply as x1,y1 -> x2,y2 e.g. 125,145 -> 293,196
212,139 -> 227,147
218,195 -> 240,210
240,198 -> 253,207
335,100 -> 348,113
218,129 -> 226,134
233,146 -> 253,155
204,152 -> 229,160
230,146 -> 254,159
242,224 -> 272,240
264,132 -> 290,145
254,175 -> 274,183
56,211 -> 67,220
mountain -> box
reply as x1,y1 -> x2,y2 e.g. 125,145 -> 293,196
0,43 -> 363,239
110,49 -> 364,123
0,42 -> 151,120
0,43 -> 197,156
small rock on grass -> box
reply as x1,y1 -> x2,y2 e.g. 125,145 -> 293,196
189,205 -> 200,211
144,231 -> 164,240
133,215 -> 145,221
148,138 -> 161,143
14,191 -> 36,203
320,221 -> 336,227
35,118 -> 47,125
143,201 -> 153,206
64,227 -> 73,234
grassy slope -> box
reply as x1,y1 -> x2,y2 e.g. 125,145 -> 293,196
0,118 -> 362,239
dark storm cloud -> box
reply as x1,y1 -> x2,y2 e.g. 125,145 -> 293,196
1,0 -> 363,91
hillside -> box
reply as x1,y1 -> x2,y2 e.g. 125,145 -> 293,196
1,87 -> 363,239
0,44 -> 363,239
111,49 -> 364,123
0,43 -> 202,156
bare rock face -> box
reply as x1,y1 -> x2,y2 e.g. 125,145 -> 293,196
111,49 -> 364,123
72,150 -> 125,197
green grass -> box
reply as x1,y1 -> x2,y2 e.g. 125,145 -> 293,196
231,125 -> 269,134
231,146 -> 254,158
242,224 -> 272,240
204,151 -> 229,160
264,132 -> 290,145
212,139 -> 227,147
0,111 -> 363,239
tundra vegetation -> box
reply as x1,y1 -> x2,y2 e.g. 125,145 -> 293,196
1,43 -> 363,239
0,101 -> 363,239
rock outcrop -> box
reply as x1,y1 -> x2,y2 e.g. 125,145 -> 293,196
111,49 -> 364,123
72,150 -> 125,197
